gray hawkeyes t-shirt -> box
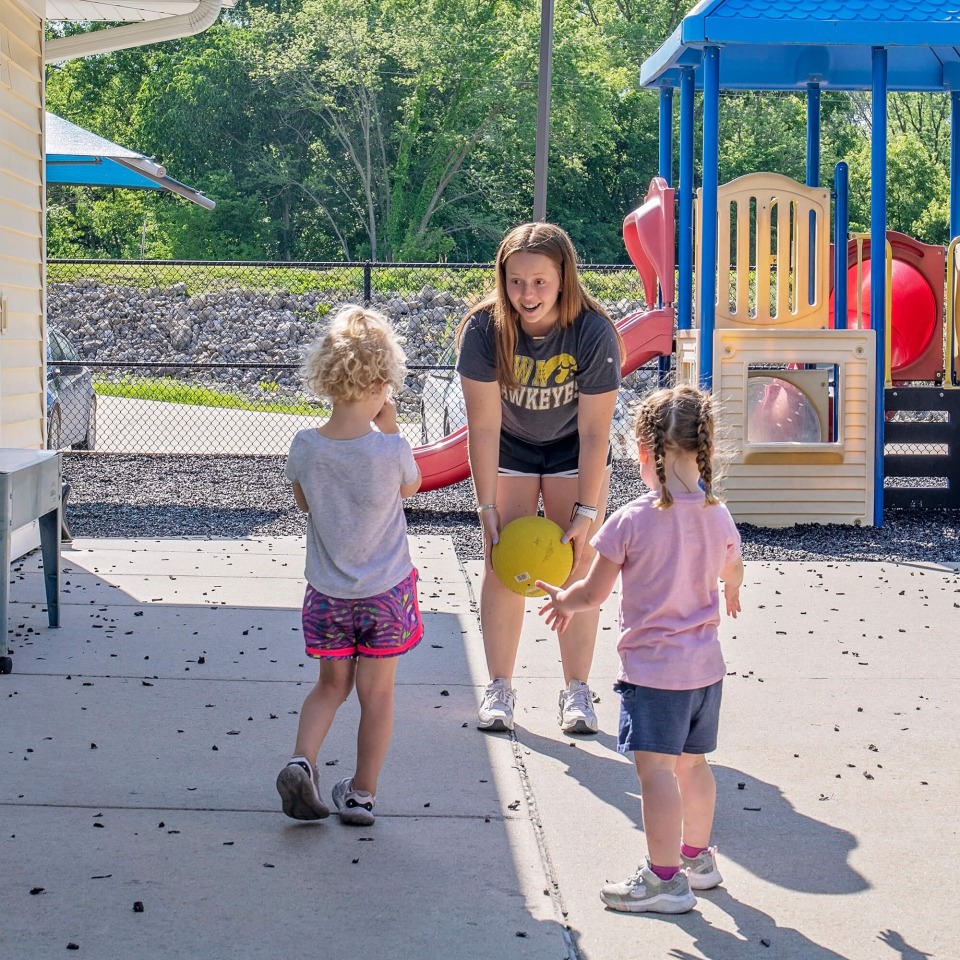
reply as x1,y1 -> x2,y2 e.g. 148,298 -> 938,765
455,309 -> 622,444
285,428 -> 419,598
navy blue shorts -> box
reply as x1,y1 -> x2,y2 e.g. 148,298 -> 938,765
614,679 -> 723,756
499,430 -> 611,478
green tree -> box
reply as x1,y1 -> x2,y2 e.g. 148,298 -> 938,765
243,0 -> 523,259
845,131 -> 950,245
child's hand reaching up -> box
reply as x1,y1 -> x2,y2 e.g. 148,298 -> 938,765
373,395 -> 399,434
536,581 -> 573,634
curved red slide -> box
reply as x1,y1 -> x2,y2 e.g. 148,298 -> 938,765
413,179 -> 676,492
827,232 -> 945,382
413,425 -> 471,492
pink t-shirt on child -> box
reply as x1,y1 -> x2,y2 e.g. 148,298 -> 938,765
592,491 -> 741,691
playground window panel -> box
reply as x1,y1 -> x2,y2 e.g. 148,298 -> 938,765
722,198 -> 822,323
745,363 -> 838,445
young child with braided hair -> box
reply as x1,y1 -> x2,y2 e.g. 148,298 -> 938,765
537,384 -> 743,914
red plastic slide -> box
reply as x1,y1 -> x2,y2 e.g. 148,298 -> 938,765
413,179 -> 676,492
828,231 -> 945,383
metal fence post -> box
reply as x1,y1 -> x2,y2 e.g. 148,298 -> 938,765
364,261 -> 372,305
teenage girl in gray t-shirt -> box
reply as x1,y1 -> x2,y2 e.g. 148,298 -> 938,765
276,306 -> 422,827
455,222 -> 624,737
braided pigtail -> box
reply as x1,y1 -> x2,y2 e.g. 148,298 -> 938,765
696,393 -> 719,505
653,422 -> 673,509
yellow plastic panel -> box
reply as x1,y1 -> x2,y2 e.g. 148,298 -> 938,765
697,173 -> 831,331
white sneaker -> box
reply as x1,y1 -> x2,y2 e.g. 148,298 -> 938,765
331,777 -> 376,826
600,864 -> 696,914
558,679 -> 599,734
477,678 -> 516,731
681,846 -> 723,890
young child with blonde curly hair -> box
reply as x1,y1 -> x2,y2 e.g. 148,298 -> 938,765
276,304 -> 422,825
538,385 -> 743,914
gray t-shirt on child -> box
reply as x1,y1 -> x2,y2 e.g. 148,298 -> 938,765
285,428 -> 419,598
455,309 -> 621,444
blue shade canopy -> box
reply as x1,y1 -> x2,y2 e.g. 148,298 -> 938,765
45,113 -> 215,210
640,0 -> 960,91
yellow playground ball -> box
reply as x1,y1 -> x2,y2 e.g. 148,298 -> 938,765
492,516 -> 574,598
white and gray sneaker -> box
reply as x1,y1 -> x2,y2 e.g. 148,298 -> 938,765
331,777 -> 376,826
681,846 -> 723,890
600,864 -> 696,914
276,756 -> 330,820
558,679 -> 599,734
477,678 -> 516,731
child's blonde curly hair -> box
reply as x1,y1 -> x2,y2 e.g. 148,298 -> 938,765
301,305 -> 407,403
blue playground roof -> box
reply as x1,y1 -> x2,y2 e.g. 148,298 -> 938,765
641,0 -> 960,92
45,113 -> 215,209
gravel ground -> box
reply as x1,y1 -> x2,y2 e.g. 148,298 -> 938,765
60,453 -> 960,564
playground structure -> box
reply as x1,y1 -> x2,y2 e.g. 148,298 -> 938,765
631,0 -> 960,526
413,2 -> 960,525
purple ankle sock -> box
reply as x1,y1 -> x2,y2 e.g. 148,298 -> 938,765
650,863 -> 680,882
681,843 -> 707,860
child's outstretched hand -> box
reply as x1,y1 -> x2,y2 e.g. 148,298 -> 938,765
723,581 -> 741,618
373,395 -> 399,434
536,581 -> 573,634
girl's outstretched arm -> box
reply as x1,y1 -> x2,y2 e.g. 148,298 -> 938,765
461,375 -> 503,565
565,389 -> 618,566
720,557 -> 744,618
537,552 -> 621,634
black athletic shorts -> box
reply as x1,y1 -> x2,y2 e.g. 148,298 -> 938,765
498,430 -> 611,478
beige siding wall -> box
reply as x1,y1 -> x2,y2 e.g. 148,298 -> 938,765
677,329 -> 878,527
713,329 -> 876,527
0,0 -> 44,449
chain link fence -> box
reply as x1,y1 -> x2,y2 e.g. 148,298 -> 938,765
46,259 -> 657,456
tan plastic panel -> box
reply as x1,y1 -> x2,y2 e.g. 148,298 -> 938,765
697,173 -> 831,330
948,237 -> 960,386
712,329 -> 876,527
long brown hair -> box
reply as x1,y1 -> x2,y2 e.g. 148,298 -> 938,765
456,223 -> 625,388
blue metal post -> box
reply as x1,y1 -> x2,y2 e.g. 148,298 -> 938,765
806,83 -> 821,187
658,85 -> 675,382
658,85 -> 674,186
678,67 -> 695,332
871,47 -> 888,527
806,83 -> 821,305
952,91 -> 960,239
833,161 -> 849,331
699,47 -> 720,389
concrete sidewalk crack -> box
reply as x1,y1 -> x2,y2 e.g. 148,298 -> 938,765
508,733 -> 580,960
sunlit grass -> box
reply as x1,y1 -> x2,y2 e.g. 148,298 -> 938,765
95,375 -> 328,416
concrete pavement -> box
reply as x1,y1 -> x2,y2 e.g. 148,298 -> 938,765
1,536 -> 958,959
